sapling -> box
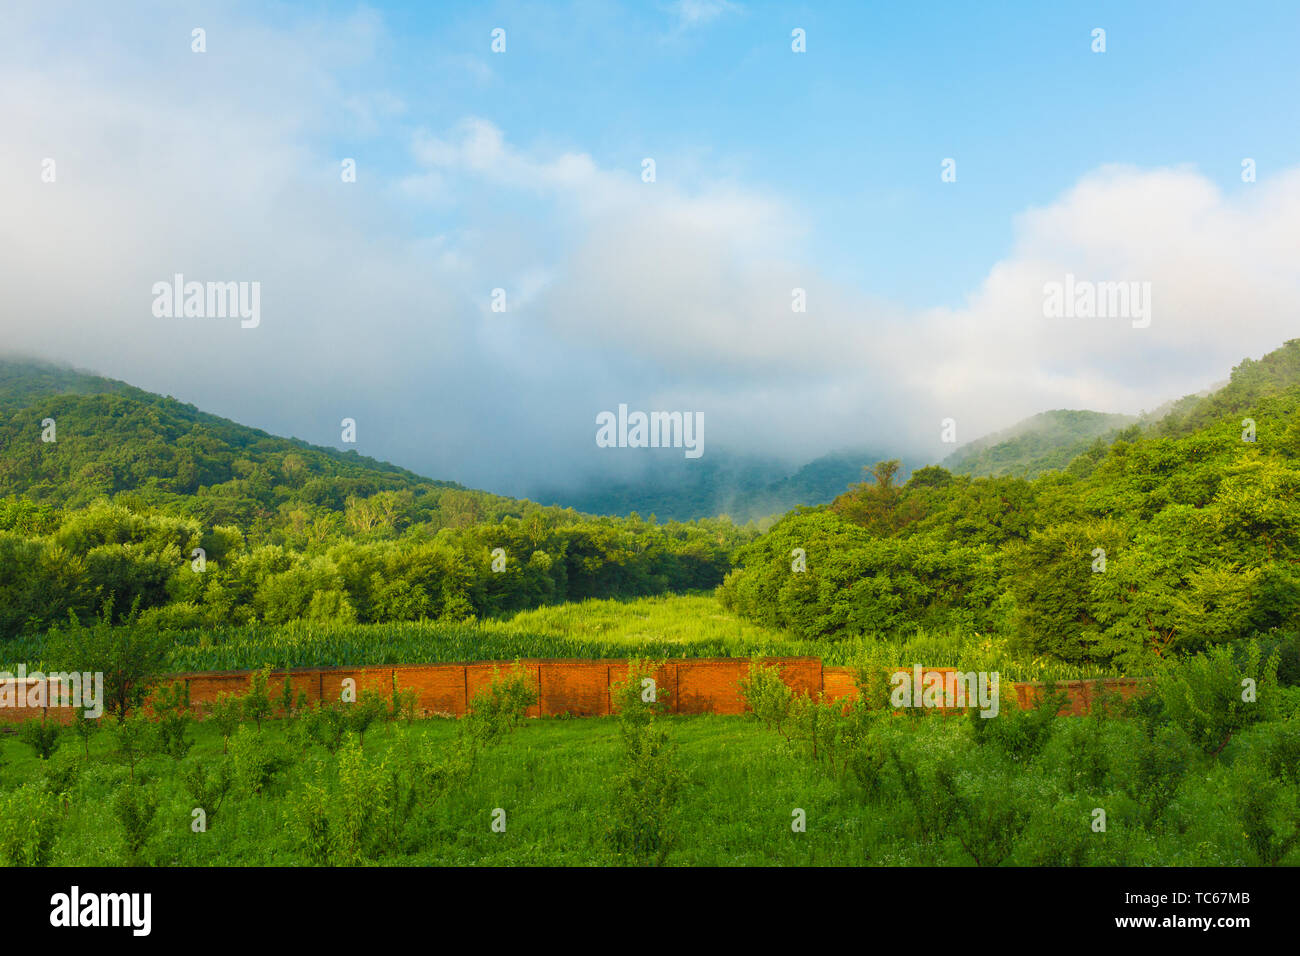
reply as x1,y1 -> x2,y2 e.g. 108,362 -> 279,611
606,659 -> 683,867
18,715 -> 62,760
242,665 -> 273,731
154,681 -> 194,759
42,749 -> 82,813
112,781 -> 158,864
181,758 -> 233,826
111,712 -> 158,781
71,708 -> 100,757
205,692 -> 242,753
347,691 -> 389,746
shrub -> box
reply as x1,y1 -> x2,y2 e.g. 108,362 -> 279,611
154,681 -> 194,760
1123,723 -> 1196,826
18,716 -> 62,760
43,601 -> 169,720
111,781 -> 159,864
242,665 -> 273,730
347,691 -> 389,746
390,678 -> 419,724
204,692 -> 242,753
300,703 -> 350,753
287,737 -> 401,865
970,681 -> 1064,762
0,784 -> 61,865
278,674 -> 307,721
180,758 -> 232,826
739,659 -> 793,736
110,711 -> 158,781
463,664 -> 537,747
229,724 -> 291,796
606,659 -> 683,866
1156,641 -> 1279,755
71,708 -> 100,757
42,750 -> 83,813
1230,765 -> 1300,866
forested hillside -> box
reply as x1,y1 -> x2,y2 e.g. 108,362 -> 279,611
533,446 -> 911,523
0,359 -> 752,640
942,409 -> 1136,478
719,339 -> 1300,671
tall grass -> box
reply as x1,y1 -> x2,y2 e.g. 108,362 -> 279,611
1,594 -> 1137,681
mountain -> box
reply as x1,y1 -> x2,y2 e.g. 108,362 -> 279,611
0,357 -> 753,640
942,409 -> 1138,478
720,337 -> 1300,669
0,357 -> 528,529
532,447 -> 916,524
1148,339 -> 1300,437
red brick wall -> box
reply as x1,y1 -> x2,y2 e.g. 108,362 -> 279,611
0,659 -> 1150,724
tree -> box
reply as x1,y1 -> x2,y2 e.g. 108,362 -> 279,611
44,601 -> 169,720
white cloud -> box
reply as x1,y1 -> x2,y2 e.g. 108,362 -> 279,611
1,1 -> 1298,496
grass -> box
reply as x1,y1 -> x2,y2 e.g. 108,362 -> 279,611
0,715 -> 853,866
4,702 -> 1294,866
3,593 -> 1138,682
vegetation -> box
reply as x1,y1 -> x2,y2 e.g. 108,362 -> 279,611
720,339 -> 1300,672
943,409 -> 1137,479
0,641 -> 1295,866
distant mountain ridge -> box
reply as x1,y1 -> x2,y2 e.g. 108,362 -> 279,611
942,409 -> 1138,479
8,338 -> 1300,524
0,357 -> 520,529
532,448 -> 918,524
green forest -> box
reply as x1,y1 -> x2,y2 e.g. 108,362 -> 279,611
0,358 -> 749,642
721,340 -> 1300,673
3,344 -> 1300,869
4,340 -> 1300,680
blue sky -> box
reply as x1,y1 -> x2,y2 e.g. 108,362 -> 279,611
297,0 -> 1300,307
3,0 -> 1299,494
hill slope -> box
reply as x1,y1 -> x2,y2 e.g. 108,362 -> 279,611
0,357 -> 524,528
942,409 -> 1137,478
534,447 -> 916,524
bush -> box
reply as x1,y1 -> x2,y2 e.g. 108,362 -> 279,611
1230,764 -> 1300,866
0,784 -> 61,865
18,717 -> 62,760
606,659 -> 683,866
111,781 -> 159,864
41,749 -> 83,812
229,724 -> 291,796
242,665 -> 273,730
463,664 -> 537,747
300,703 -> 350,753
739,659 -> 793,736
71,708 -> 100,757
1156,641 -> 1279,755
970,681 -> 1064,763
154,681 -> 194,759
110,711 -> 158,780
180,757 -> 232,826
44,601 -> 169,720
204,692 -> 242,753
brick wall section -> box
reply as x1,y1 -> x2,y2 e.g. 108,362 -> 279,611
1014,677 -> 1149,716
0,659 -> 1150,724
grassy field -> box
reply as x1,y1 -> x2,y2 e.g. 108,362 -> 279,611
3,593 -> 1134,682
4,688 -> 1296,866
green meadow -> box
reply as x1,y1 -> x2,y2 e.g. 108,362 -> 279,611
3,653 -> 1297,867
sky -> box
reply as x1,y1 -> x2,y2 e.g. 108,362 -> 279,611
1,0 -> 1298,496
